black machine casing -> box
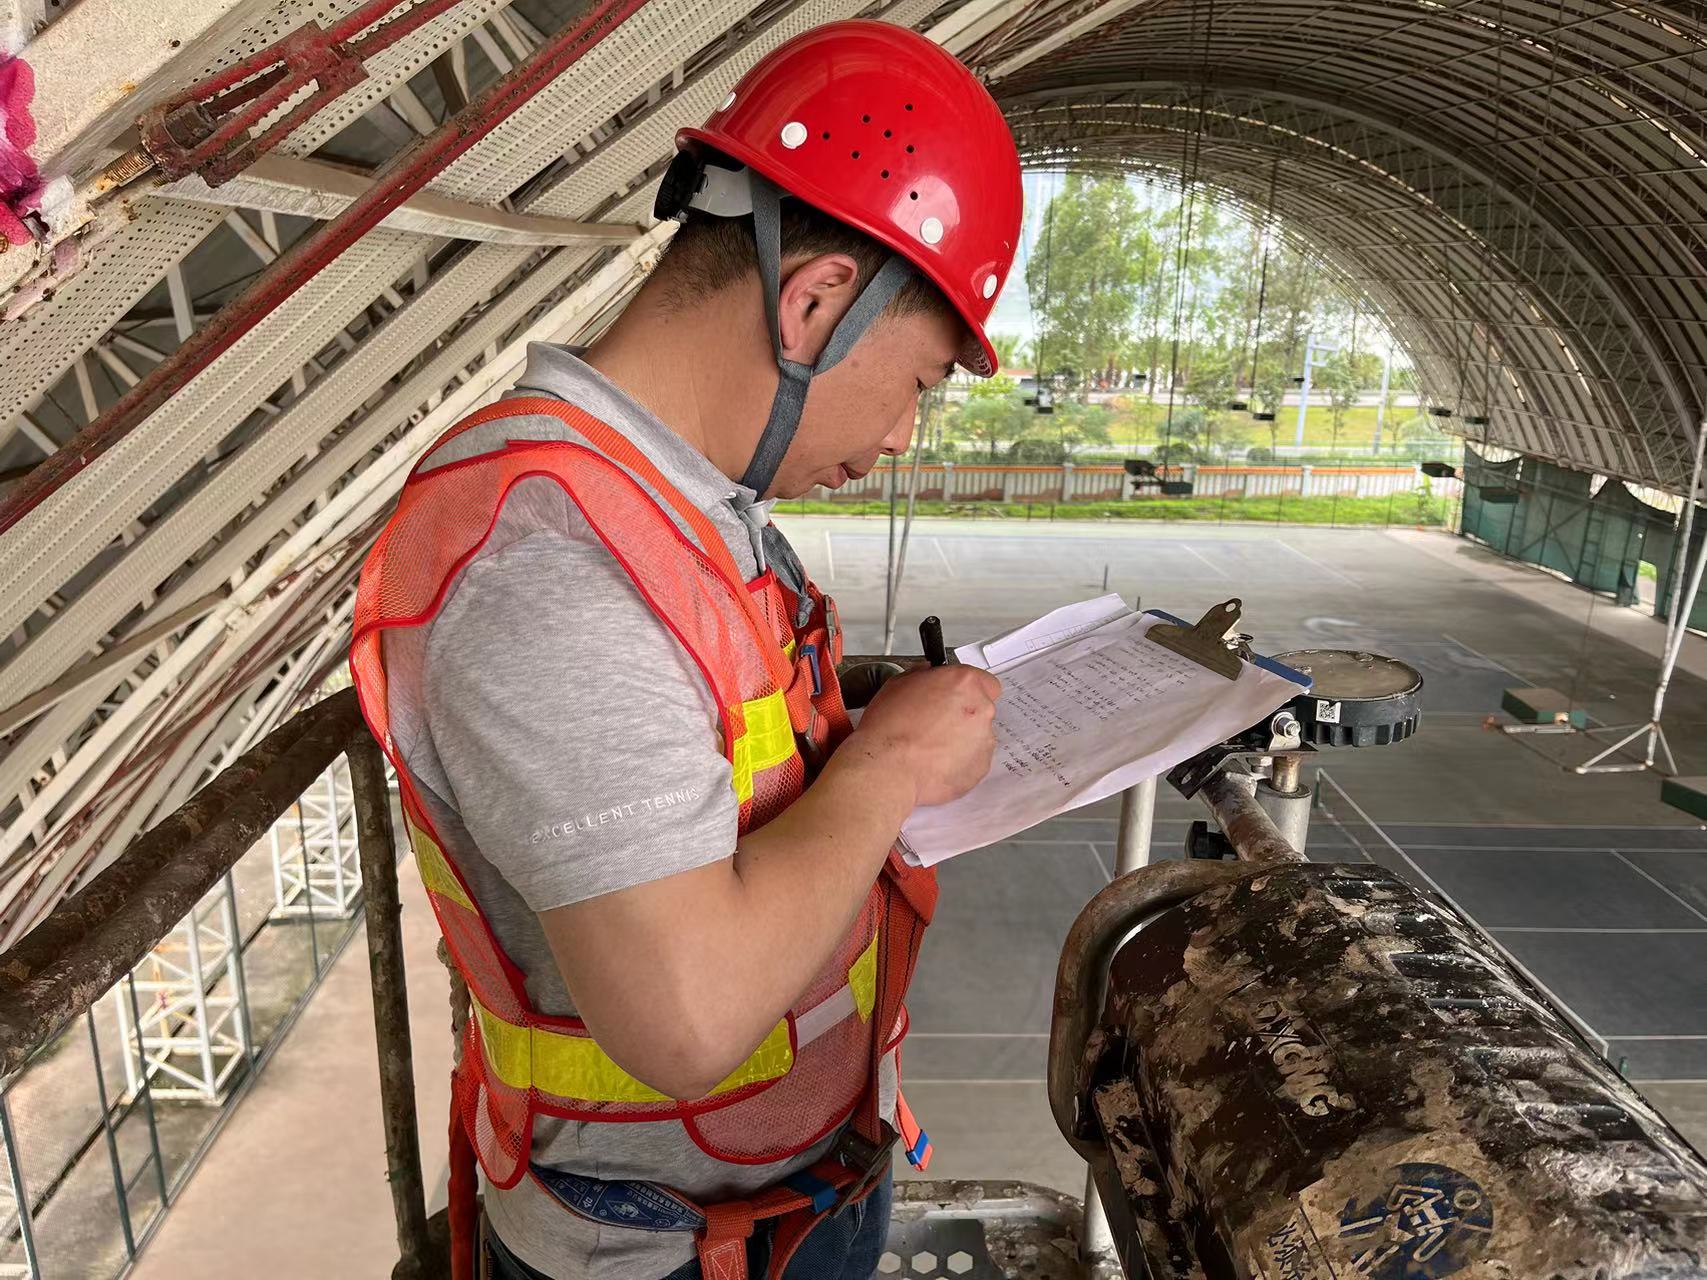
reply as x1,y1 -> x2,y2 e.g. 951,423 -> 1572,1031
1085,862 -> 1707,1279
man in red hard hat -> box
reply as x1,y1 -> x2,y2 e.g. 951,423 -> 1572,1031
350,20 -> 1022,1280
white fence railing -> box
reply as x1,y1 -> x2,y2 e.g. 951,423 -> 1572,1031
810,463 -> 1453,504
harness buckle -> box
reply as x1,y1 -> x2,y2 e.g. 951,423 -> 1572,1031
829,1122 -> 898,1216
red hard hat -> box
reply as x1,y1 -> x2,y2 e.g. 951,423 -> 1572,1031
678,20 -> 1022,377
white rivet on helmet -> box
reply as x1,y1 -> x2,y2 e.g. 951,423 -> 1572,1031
722,91 -> 737,111
780,120 -> 807,149
982,273 -> 998,299
920,216 -> 944,245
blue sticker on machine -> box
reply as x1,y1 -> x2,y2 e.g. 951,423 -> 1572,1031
530,1167 -> 705,1233
1336,1163 -> 1495,1277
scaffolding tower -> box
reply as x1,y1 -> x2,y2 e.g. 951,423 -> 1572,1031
108,880 -> 248,1105
269,757 -> 363,920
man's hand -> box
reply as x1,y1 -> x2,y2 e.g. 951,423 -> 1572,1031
848,666 -> 1002,806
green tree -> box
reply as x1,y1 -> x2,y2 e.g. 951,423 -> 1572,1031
1184,346 -> 1241,459
1256,242 -> 1327,401
1053,401 -> 1114,460
1320,349 -> 1363,452
991,333 -> 1029,371
1027,176 -> 1158,400
948,376 -> 1035,460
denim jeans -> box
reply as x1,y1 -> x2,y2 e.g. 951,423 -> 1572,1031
484,1174 -> 893,1280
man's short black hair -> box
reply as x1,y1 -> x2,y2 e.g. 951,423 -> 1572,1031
651,202 -> 953,322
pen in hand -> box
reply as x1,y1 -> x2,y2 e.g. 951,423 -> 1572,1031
920,616 -> 947,668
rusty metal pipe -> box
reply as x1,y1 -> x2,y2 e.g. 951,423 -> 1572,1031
1199,770 -> 1305,864
1049,860 -> 1263,1159
349,733 -> 434,1279
0,0 -> 650,536
0,691 -> 363,1075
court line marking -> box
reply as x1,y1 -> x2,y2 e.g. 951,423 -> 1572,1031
1612,850 -> 1707,925
1272,539 -> 1360,586
1402,842 -> 1707,854
1319,774 -> 1611,1056
1488,927 -> 1707,934
1385,821 -> 1707,830
1603,1035 -> 1707,1041
821,529 -> 835,580
1437,632 -> 1526,680
909,1033 -> 1050,1039
931,537 -> 955,577
1175,541 -> 1232,580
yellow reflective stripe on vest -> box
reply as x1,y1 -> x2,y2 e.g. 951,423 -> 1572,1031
849,930 -> 879,1023
473,1000 -> 794,1103
408,818 -> 474,913
731,688 -> 796,804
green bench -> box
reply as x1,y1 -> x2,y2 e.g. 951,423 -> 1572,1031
1501,686 -> 1589,729
1660,776 -> 1707,823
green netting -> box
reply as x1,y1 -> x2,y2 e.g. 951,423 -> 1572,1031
1459,448 -> 1678,608
1648,511 -> 1707,632
1461,451 -> 1520,552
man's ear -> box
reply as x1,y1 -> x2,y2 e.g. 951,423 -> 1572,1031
776,253 -> 861,365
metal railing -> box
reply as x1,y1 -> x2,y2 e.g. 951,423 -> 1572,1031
0,690 -> 435,1279
807,463 -> 1455,505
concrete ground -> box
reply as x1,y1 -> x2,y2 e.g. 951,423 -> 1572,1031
90,522 -> 1707,1275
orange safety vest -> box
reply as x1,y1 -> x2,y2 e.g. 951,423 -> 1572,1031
349,398 -> 938,1278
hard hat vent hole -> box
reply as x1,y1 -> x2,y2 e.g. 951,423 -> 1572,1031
905,103 -> 914,111
909,191 -> 918,200
884,129 -> 892,138
862,114 -> 871,124
822,131 -> 831,140
881,169 -> 890,178
905,145 -> 915,154
852,150 -> 861,159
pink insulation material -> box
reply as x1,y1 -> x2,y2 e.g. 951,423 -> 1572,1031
0,47 -> 40,246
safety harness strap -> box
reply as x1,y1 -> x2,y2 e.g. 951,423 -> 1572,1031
740,175 -> 914,497
528,1157 -> 879,1280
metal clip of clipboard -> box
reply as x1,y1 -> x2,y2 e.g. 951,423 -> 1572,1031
1144,598 -> 1248,680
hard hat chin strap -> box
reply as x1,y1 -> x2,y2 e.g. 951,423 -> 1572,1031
740,174 -> 912,497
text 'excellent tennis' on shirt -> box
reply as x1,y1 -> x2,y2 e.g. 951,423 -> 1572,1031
529,787 -> 703,843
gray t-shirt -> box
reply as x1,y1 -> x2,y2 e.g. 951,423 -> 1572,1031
390,345 -> 835,1279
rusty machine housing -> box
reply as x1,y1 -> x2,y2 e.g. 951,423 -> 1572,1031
1048,640 -> 1707,1280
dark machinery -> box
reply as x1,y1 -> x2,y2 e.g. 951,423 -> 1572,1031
1125,459 -> 1195,498
1050,647 -> 1707,1280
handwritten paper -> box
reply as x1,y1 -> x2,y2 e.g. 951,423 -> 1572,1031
898,599 -> 1308,866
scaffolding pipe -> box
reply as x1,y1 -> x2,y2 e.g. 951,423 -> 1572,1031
0,691 -> 363,1075
1648,422 -> 1707,764
349,733 -> 433,1279
0,0 -> 651,536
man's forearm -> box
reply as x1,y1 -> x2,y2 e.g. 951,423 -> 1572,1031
539,734 -> 915,1099
721,738 -> 918,1008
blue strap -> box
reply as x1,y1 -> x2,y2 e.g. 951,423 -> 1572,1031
529,1167 -> 705,1233
905,1129 -> 932,1169
782,1170 -> 839,1216
800,643 -> 822,696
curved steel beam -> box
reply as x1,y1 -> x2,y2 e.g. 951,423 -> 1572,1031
1002,73 -> 1701,485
